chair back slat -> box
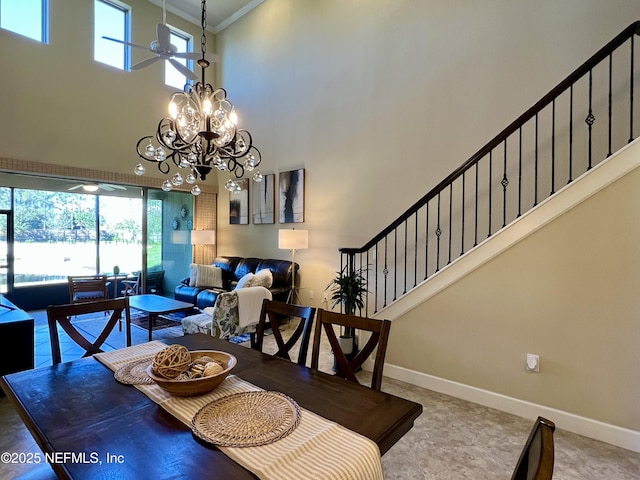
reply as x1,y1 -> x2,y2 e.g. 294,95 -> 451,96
253,299 -> 316,366
67,275 -> 109,303
511,416 -> 556,480
47,297 -> 132,365
311,309 -> 391,391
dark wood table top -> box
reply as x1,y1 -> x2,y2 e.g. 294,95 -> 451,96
1,333 -> 422,480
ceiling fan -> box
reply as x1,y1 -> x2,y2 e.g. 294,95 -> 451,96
67,183 -> 127,193
102,0 -> 219,81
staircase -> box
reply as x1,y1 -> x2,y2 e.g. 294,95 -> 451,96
339,22 -> 640,316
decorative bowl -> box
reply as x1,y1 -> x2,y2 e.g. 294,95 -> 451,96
146,350 -> 237,397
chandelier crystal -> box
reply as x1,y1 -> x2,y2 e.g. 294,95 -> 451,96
134,0 -> 261,195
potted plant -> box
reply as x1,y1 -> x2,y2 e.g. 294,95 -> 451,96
325,264 -> 368,355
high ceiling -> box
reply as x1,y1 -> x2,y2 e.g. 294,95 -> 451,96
148,0 -> 263,33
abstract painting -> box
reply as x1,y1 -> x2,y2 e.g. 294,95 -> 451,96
279,168 -> 305,223
252,174 -> 275,224
229,178 -> 249,224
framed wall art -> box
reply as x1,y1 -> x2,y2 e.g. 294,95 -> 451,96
279,168 -> 305,223
229,178 -> 249,225
252,173 -> 275,224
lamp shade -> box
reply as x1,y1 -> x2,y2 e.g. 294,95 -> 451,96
278,229 -> 308,250
191,230 -> 216,245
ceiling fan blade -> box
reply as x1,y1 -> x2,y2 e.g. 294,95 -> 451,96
132,56 -> 162,70
102,184 -> 127,191
173,52 -> 220,63
156,23 -> 171,50
168,59 -> 198,81
102,36 -> 150,51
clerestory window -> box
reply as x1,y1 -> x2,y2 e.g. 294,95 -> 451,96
166,26 -> 194,90
0,0 -> 49,43
94,0 -> 131,70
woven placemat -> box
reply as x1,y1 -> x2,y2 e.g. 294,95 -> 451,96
191,391 -> 301,447
114,356 -> 155,385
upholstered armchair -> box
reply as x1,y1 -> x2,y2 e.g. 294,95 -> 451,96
181,286 -> 272,340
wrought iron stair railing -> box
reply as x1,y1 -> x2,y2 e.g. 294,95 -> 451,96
340,21 -> 640,315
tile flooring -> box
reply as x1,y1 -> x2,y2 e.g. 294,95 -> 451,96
1,311 -> 639,479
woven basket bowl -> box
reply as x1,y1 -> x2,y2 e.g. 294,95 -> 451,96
146,350 -> 237,397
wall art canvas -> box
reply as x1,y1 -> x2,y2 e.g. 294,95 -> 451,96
229,178 -> 249,225
279,168 -> 305,223
252,174 -> 275,224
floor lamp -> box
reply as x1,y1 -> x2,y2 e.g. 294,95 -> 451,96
278,229 -> 308,304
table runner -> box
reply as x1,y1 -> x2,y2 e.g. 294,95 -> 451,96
95,342 -> 384,480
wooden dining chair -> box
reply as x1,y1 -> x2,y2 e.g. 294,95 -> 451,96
310,309 -> 391,391
67,275 -> 109,303
253,299 -> 316,366
47,297 -> 132,365
511,416 -> 556,480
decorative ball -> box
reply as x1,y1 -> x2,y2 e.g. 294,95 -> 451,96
152,345 -> 191,379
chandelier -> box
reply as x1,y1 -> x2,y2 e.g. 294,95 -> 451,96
133,0 -> 262,195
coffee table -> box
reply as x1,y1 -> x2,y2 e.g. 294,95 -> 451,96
128,294 -> 193,341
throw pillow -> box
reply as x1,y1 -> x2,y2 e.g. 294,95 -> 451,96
195,265 -> 222,288
189,263 -> 198,287
248,268 -> 273,288
235,272 -> 254,289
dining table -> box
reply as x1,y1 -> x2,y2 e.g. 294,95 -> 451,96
1,333 -> 423,479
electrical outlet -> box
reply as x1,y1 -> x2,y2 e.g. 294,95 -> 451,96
526,353 -> 540,373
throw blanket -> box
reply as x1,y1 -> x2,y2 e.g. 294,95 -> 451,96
235,286 -> 272,328
94,343 -> 383,480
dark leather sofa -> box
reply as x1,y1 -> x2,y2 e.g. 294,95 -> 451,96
174,256 -> 298,309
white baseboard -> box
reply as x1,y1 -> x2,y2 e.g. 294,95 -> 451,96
384,363 -> 640,454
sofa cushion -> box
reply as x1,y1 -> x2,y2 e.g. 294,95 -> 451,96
189,264 -> 198,286
212,256 -> 242,289
256,259 -> 297,288
235,272 -> 254,289
234,258 -> 261,281
197,265 -> 223,288
189,264 -> 223,288
247,268 -> 273,288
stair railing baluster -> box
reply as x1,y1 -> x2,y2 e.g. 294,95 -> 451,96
461,171 -> 466,255
488,150 -> 493,238
630,35 -> 635,143
518,126 -> 523,216
587,68 -> 594,169
502,139 -> 508,228
608,53 -> 613,157
414,212 -> 418,288
569,84 -> 574,183
474,161 -> 479,247
436,192 -> 441,272
551,99 -> 556,195
448,184 -> 453,265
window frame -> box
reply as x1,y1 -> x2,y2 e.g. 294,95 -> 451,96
165,24 -> 194,89
94,0 -> 131,71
